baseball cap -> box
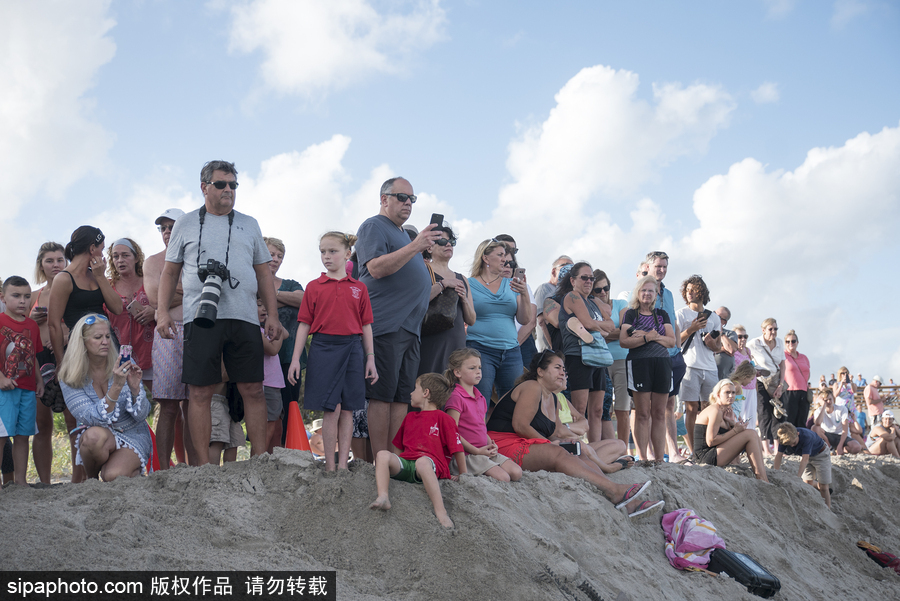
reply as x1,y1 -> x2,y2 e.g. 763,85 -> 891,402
882,409 -> 894,419
155,208 -> 185,225
872,375 -> 883,384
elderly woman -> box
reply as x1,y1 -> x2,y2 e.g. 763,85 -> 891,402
555,262 -> 613,441
264,237 -> 305,443
748,318 -> 785,456
419,225 -> 476,374
27,242 -> 68,483
49,226 -> 123,482
730,325 -> 757,430
106,238 -> 155,393
782,329 -> 810,428
466,239 -> 532,405
486,350 -> 663,518
619,275 -> 676,461
58,313 -> 152,480
692,379 -> 769,482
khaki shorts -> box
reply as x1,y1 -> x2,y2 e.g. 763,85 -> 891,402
609,359 -> 631,411
449,452 -> 512,476
210,393 -> 245,449
802,448 -> 832,485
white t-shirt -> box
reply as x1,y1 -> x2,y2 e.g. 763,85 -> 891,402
675,307 -> 721,372
815,405 -> 848,435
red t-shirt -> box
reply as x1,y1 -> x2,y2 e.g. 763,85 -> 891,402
393,410 -> 464,480
0,313 -> 43,391
297,274 -> 373,335
106,283 -> 155,370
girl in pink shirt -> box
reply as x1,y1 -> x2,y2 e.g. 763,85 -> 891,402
443,349 -> 522,482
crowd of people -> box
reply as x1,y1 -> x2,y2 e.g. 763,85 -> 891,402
1,163 -> 897,528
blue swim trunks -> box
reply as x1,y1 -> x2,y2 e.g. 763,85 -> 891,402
0,388 -> 37,437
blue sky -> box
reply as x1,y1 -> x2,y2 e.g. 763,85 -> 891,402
2,0 -> 899,380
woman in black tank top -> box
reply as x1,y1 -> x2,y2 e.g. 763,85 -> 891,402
47,226 -> 124,483
486,350 -> 664,519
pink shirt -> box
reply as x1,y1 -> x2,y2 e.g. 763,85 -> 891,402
864,384 -> 884,416
443,384 -> 489,450
733,349 -> 755,390
783,352 -> 810,391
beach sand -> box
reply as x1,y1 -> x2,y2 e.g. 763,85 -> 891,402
2,448 -> 897,600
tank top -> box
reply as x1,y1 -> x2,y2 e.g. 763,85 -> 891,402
558,294 -> 603,357
486,384 -> 557,438
61,272 -> 106,330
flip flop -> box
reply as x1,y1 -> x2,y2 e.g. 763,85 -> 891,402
615,480 -> 651,509
613,455 -> 634,469
627,499 -> 665,519
566,316 -> 594,343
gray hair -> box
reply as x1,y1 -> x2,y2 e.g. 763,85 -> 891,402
200,160 -> 238,183
644,250 -> 669,265
627,275 -> 659,311
380,177 -> 406,196
716,306 -> 732,321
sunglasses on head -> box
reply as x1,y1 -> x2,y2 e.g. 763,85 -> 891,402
592,285 -> 610,294
434,238 -> 456,247
385,192 -> 416,204
204,180 -> 239,190
491,238 -> 517,253
84,314 -> 109,326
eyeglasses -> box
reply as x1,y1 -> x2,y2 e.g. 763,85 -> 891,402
641,271 -> 648,276
84,314 -> 109,326
204,180 -> 239,190
592,285 -> 610,294
157,224 -> 174,233
385,192 -> 416,204
434,238 -> 456,247
737,335 -> 749,340
577,275 -> 595,282
786,339 -> 798,344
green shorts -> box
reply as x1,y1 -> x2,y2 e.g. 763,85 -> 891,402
390,454 -> 435,484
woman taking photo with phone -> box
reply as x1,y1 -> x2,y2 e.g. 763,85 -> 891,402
106,238 -> 155,394
466,239 -> 532,406
58,313 -> 152,481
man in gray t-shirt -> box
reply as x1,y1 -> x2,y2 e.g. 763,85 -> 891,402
356,176 -> 441,455
157,160 -> 280,465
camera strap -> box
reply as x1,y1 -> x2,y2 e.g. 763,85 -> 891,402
197,206 -> 234,271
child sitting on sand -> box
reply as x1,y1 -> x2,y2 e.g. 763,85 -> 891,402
370,373 -> 465,528
443,349 -> 522,482
773,422 -> 832,509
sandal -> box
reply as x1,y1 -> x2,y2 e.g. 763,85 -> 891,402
627,499 -> 665,519
613,455 -> 634,469
566,317 -> 594,343
615,480 -> 651,509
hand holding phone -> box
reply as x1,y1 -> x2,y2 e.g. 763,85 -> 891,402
118,344 -> 133,366
513,267 -> 526,281
559,441 -> 581,455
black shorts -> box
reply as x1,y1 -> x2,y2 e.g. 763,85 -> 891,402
564,355 -> 606,392
823,431 -> 843,449
669,351 -> 686,397
183,320 -> 264,386
627,356 -> 672,396
367,329 -> 420,404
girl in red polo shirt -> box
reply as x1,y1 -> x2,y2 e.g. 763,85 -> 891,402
288,232 -> 378,471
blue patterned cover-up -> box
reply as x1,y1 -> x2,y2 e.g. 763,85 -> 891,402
61,379 -> 153,473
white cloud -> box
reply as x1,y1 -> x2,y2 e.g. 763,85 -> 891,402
0,0 -> 116,217
751,82 -> 780,104
762,0 -> 798,18
228,0 -> 446,97
832,0 -> 871,28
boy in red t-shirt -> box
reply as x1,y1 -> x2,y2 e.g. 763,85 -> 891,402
370,373 -> 465,528
0,276 -> 45,485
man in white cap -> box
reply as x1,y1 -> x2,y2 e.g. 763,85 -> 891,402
144,208 -> 196,467
865,410 -> 899,457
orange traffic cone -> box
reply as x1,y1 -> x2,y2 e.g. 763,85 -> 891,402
285,401 -> 311,451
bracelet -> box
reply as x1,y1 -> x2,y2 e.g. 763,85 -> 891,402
105,393 -> 116,404
643,335 -> 647,344
438,281 -> 444,290
366,353 -> 374,356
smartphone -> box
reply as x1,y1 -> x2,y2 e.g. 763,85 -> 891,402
126,299 -> 142,318
560,441 -> 581,455
430,213 -> 444,227
699,309 -> 712,320
33,306 -> 48,314
118,344 -> 133,366
513,267 -> 526,281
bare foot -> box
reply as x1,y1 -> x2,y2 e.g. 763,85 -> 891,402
436,511 -> 454,529
369,495 -> 391,511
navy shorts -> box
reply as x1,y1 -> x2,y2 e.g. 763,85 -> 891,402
367,329 -> 419,404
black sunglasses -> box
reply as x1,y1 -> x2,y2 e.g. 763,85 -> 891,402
737,334 -> 749,340
434,238 -> 456,247
592,285 -> 610,294
204,180 -> 239,190
577,275 -> 595,282
385,192 -> 417,204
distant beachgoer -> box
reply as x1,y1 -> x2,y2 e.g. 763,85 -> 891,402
831,366 -> 866,447
773,423 -> 832,509
370,373 -> 465,528
812,388 -> 864,455
486,350 -> 664,519
782,330 -> 810,428
691,379 -> 769,483
865,411 -> 899,458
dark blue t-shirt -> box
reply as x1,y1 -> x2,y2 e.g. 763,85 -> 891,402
777,427 -> 826,456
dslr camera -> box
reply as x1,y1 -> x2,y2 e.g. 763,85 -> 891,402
195,259 -> 231,328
